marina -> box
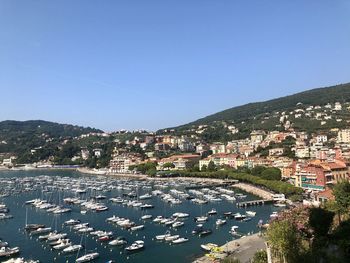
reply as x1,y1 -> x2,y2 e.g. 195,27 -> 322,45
0,170 -> 283,263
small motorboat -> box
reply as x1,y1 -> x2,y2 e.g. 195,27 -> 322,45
201,243 -> 218,251
194,216 -> 208,223
63,244 -> 83,253
246,211 -> 256,217
125,240 -> 144,252
207,209 -> 217,215
172,237 -> 189,244
141,214 -> 152,220
109,237 -> 127,246
76,252 -> 99,262
216,219 -> 226,226
172,221 -> 184,228
164,235 -> 180,242
0,246 -> 20,258
155,231 -> 171,241
198,229 -> 212,237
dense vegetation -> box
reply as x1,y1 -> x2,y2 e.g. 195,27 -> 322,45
159,169 -> 303,197
174,83 -> 350,128
0,120 -> 103,163
265,181 -> 350,263
160,82 -> 350,140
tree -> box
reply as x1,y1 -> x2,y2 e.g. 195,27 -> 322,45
267,220 -> 302,263
333,181 -> 350,221
252,250 -> 268,263
251,166 -> 266,176
309,207 -> 334,237
201,164 -> 207,172
260,167 -> 281,181
220,258 -> 240,263
207,161 -> 216,172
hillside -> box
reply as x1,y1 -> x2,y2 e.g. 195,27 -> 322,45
161,82 -> 350,141
0,120 -> 103,160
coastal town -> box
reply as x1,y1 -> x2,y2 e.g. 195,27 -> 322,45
2,101 -> 350,204
2,1 -> 350,262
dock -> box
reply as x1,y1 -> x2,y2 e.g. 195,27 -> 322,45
236,199 -> 274,207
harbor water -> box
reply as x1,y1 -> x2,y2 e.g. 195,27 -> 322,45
0,170 -> 281,263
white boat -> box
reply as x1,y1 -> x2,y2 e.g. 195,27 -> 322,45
64,219 -> 81,226
152,216 -> 164,223
230,226 -> 239,235
125,240 -> 144,252
246,211 -> 256,217
130,225 -> 144,231
172,237 -> 188,244
195,216 -> 208,223
164,235 -> 180,242
30,227 -> 52,235
139,194 -> 152,200
270,212 -> 278,218
63,244 -> 83,253
141,214 -> 152,220
201,243 -> 218,251
216,219 -> 226,226
76,252 -> 99,262
274,203 -> 286,207
172,221 -> 184,228
47,233 -> 67,241
172,212 -> 189,218
234,213 -> 246,220
0,246 -> 20,257
155,231 -> 171,241
109,237 -> 127,246
207,209 -> 217,215
53,241 -> 71,250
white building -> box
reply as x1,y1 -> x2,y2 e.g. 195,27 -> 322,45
338,129 -> 350,143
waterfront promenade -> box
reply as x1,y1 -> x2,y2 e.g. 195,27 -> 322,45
232,183 -> 273,200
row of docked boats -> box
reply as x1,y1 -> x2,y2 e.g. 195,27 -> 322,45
0,203 -> 13,220
0,238 -> 22,261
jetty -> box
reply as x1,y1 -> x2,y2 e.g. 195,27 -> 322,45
236,199 -> 274,207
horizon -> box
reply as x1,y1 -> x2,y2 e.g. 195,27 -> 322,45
1,0 -> 350,131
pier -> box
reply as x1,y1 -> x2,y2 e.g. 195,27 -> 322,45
236,199 -> 274,207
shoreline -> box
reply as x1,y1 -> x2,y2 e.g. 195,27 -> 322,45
0,166 -> 275,199
193,233 -> 266,263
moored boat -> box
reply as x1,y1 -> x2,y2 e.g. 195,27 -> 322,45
76,252 -> 99,263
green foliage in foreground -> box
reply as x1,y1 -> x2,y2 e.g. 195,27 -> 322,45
252,250 -> 268,263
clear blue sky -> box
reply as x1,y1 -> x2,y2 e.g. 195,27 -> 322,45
1,0 -> 350,131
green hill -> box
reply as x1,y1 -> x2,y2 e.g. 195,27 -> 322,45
161,82 -> 350,141
0,120 -> 103,160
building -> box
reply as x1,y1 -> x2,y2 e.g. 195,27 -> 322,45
295,146 -> 310,159
158,154 -> 201,170
210,143 -> 226,154
198,153 -> 238,170
294,163 -> 333,191
109,154 -> 142,173
338,129 -> 350,143
316,134 -> 328,143
268,148 -> 284,156
81,148 -> 90,160
250,130 -> 264,144
93,148 -> 102,158
154,143 -> 171,151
